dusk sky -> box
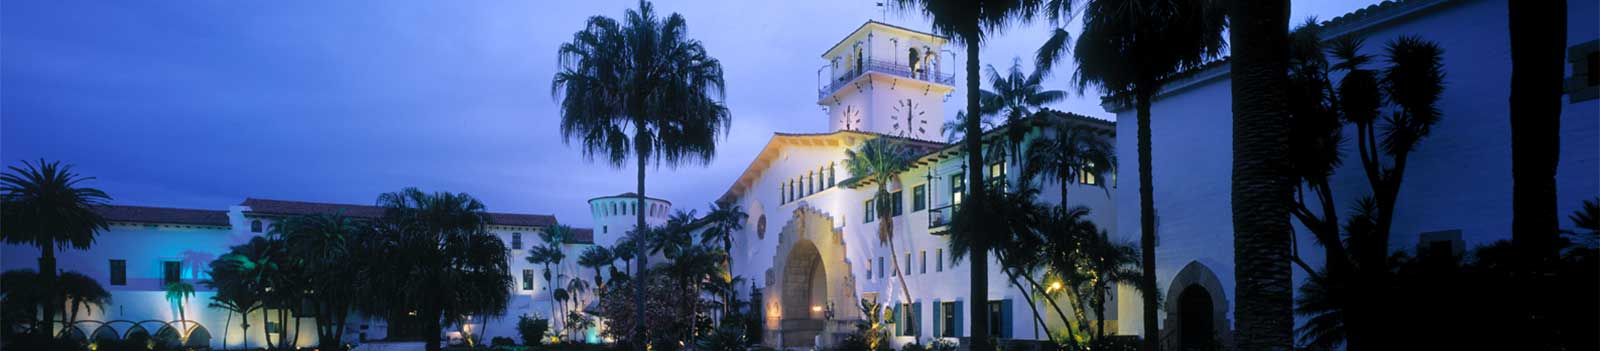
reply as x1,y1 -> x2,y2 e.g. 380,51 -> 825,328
3,0 -> 1381,228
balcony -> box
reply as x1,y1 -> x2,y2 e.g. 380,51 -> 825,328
927,203 -> 957,235
819,59 -> 956,100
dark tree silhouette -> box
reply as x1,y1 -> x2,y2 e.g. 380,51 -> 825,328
1066,1 -> 1226,348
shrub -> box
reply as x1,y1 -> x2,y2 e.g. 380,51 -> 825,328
518,314 -> 550,346
492,336 -> 517,346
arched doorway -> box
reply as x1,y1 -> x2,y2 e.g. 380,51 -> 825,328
1177,285 -> 1215,350
1164,261 -> 1230,351
781,240 -> 827,347
763,205 -> 860,349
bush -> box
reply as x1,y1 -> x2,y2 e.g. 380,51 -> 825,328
518,314 -> 551,346
493,336 -> 517,346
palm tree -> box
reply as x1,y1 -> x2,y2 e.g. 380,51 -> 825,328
1507,0 -> 1567,272
165,282 -> 196,343
949,183 -> 1082,346
1025,119 -> 1116,207
839,138 -> 918,308
205,294 -> 258,351
375,188 -> 514,351
0,159 -> 111,336
1066,1 -> 1226,348
529,225 -> 572,326
985,57 -> 1068,165
58,271 -> 111,329
269,212 -> 364,350
1079,229 -> 1141,340
552,2 -> 731,345
578,245 -> 615,291
211,236 -> 282,350
1226,0 -> 1296,349
699,202 -> 746,319
887,1 -> 1052,347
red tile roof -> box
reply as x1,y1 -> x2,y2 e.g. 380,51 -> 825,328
240,198 -> 558,227
95,205 -> 231,227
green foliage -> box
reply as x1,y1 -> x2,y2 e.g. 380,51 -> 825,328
518,315 -> 551,346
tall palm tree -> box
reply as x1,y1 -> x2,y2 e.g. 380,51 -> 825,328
1025,119 -> 1116,206
985,57 -> 1068,165
887,1 -> 1047,346
529,225 -> 572,325
1507,0 -> 1566,289
552,2 -> 731,345
578,245 -> 615,290
376,188 -> 514,351
698,201 -> 745,316
1226,0 -> 1296,349
58,271 -> 111,329
949,183 -> 1081,346
0,159 -> 111,336
839,138 -> 918,309
165,282 -> 196,343
269,212 -> 364,350
1066,1 -> 1226,348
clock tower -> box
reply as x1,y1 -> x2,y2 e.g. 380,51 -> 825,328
817,21 -> 955,142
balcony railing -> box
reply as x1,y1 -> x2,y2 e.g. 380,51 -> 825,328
928,203 -> 958,234
819,59 -> 956,99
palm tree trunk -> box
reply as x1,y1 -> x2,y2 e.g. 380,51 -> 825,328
881,189 -> 915,309
963,25 -> 992,351
425,297 -> 443,351
1228,1 -> 1295,350
1063,284 -> 1092,336
633,147 -> 649,351
1508,0 -> 1566,275
38,241 -> 57,337
1134,89 -> 1161,351
1002,270 -> 1052,343
1016,272 -> 1076,342
262,309 -> 275,351
221,309 -> 232,351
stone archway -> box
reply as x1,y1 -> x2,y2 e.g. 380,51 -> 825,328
1164,261 -> 1230,351
763,205 -> 859,348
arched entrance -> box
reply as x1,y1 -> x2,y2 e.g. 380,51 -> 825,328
1177,285 -> 1215,350
764,205 -> 860,348
781,241 -> 827,347
1164,261 -> 1230,351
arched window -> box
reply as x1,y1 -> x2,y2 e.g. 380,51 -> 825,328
250,220 -> 262,233
909,48 -> 922,73
854,45 -> 865,76
611,203 -> 618,216
829,163 -> 837,187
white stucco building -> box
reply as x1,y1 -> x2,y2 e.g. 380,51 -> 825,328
1101,0 -> 1599,349
0,198 -> 605,349
718,21 -> 1119,349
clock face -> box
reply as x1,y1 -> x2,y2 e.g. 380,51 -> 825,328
890,98 -> 930,138
840,105 -> 863,131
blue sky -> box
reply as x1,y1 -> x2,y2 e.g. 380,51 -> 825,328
2,0 -> 1380,228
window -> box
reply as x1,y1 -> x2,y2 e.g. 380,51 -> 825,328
912,185 -> 927,211
1079,162 -> 1099,185
829,163 -> 837,187
878,257 -> 885,279
1566,40 -> 1599,102
109,259 -> 126,286
950,173 -> 965,205
162,261 -> 181,285
523,269 -> 535,290
988,301 -> 1007,338
987,162 -> 1006,188
866,263 -> 872,280
603,225 -> 608,234
790,179 -> 797,200
900,303 -> 919,336
941,302 -> 957,337
512,232 -> 523,250
891,191 -> 904,216
250,220 -> 262,233
937,249 -> 944,272
864,199 -> 875,223
904,253 -> 911,276
920,251 -> 926,274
